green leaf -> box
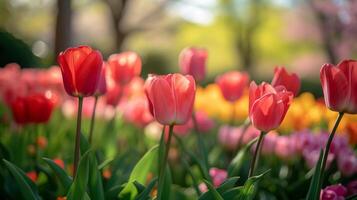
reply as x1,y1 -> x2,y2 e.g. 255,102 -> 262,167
306,150 -> 324,200
43,157 -> 72,192
3,159 -> 40,200
202,179 -> 224,200
161,166 -> 172,200
237,170 -> 270,200
88,152 -> 105,200
119,145 -> 158,200
228,138 -> 258,177
135,178 -> 158,200
98,158 -> 114,170
133,181 -> 146,194
221,187 -> 243,199
67,150 -> 91,200
80,134 -> 90,156
199,177 -> 240,200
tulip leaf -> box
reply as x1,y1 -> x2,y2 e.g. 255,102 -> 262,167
135,178 -> 158,200
3,159 -> 40,200
80,134 -> 90,156
161,166 -> 172,200
221,187 -> 243,199
98,158 -> 114,170
228,137 -> 258,177
67,150 -> 91,200
198,177 -> 240,200
202,179 -> 224,200
43,157 -> 72,193
119,145 -> 158,200
88,152 -> 105,200
236,170 -> 270,200
306,150 -> 324,200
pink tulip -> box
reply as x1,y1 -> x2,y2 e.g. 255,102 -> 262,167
271,67 -> 300,96
179,47 -> 208,81
145,74 -> 196,125
337,153 -> 357,177
320,59 -> 357,114
274,136 -> 296,159
122,97 -> 153,128
194,111 -> 215,133
218,125 -> 241,151
107,51 -> 142,85
216,71 -> 249,102
249,82 -> 293,132
320,184 -> 347,200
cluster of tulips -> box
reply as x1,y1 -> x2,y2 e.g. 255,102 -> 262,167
0,45 -> 356,200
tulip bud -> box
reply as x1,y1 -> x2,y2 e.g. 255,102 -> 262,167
145,73 -> 196,125
10,93 -> 55,125
249,82 -> 293,132
57,45 -> 103,97
271,67 -> 300,96
107,51 -> 142,85
179,47 -> 207,82
216,71 -> 249,102
320,59 -> 357,114
320,184 -> 347,200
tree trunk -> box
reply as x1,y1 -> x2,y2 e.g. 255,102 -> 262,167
55,0 -> 72,57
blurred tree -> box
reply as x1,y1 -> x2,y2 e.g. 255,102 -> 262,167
307,0 -> 357,64
0,30 -> 40,67
55,0 -> 72,56
220,0 -> 267,73
103,0 -> 168,51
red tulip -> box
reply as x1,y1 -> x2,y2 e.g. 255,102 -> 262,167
10,93 -> 55,125
320,60 -> 357,114
107,51 -> 142,85
271,67 -> 300,96
57,45 -> 103,97
26,171 -> 38,182
179,47 -> 208,81
249,82 -> 293,132
145,73 -> 196,125
216,71 -> 249,102
95,63 -> 107,96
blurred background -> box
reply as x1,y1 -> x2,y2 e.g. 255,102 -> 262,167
1,0 -> 357,95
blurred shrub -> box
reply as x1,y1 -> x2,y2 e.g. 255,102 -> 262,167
141,51 -> 171,78
0,29 -> 40,68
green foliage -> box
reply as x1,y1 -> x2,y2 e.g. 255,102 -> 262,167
306,150 -> 324,200
67,150 -> 91,200
2,159 -> 40,200
228,137 -> 258,177
119,145 -> 158,200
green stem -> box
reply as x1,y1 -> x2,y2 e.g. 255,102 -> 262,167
73,97 -> 83,177
192,113 -> 211,182
88,96 -> 98,144
317,112 -> 344,192
157,125 -> 174,200
248,131 -> 265,177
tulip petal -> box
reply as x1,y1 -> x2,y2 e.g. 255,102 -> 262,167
147,77 -> 176,125
338,60 -> 357,113
320,64 -> 348,112
171,74 -> 196,124
58,54 -> 77,96
75,51 -> 103,96
250,93 -> 285,132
